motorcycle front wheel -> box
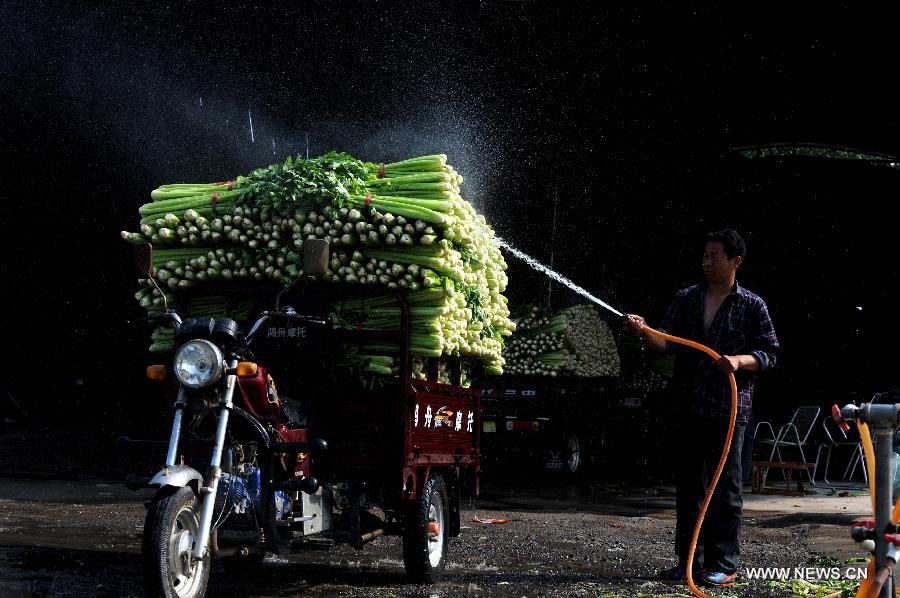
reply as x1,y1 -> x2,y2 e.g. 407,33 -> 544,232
142,486 -> 210,598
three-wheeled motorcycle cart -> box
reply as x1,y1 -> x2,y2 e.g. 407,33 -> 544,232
123,242 -> 481,597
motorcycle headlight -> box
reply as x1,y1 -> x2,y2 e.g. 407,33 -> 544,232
174,339 -> 225,389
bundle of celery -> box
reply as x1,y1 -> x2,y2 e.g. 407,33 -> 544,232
330,288 -> 479,385
501,304 -> 620,377
123,152 -> 514,371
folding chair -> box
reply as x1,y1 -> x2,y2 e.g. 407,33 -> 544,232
754,405 -> 821,488
813,415 -> 867,489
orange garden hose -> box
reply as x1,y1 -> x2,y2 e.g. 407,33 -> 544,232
642,326 -> 737,598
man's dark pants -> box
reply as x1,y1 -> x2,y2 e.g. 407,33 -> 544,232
675,415 -> 745,574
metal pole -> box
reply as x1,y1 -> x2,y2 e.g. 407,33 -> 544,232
875,422 -> 895,597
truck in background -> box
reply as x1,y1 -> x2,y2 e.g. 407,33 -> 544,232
479,315 -> 673,478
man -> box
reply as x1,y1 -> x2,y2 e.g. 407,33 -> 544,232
625,228 -> 779,588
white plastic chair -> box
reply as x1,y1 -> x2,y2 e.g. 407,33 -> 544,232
754,405 -> 821,486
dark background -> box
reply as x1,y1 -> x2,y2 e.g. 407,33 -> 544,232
1,2 -> 898,437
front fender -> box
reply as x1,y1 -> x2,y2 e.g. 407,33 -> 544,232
149,464 -> 204,492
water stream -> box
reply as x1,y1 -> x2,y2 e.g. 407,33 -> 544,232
495,236 -> 625,318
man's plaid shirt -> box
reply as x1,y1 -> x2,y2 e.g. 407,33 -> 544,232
660,281 -> 779,423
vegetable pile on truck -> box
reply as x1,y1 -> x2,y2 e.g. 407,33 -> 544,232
119,152 -> 515,597
480,303 -> 671,476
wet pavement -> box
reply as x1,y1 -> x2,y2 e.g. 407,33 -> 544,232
0,426 -> 873,597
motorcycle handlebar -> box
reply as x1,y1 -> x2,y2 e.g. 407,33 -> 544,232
133,305 -> 315,343
129,311 -> 183,328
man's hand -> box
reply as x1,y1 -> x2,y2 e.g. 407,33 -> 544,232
714,355 -> 742,374
624,315 -> 666,352
624,314 -> 647,336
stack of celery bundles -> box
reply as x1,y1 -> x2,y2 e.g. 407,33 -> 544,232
123,152 -> 514,374
501,305 -> 619,377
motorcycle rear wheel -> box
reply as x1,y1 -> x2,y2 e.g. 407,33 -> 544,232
142,486 -> 210,598
402,475 -> 449,583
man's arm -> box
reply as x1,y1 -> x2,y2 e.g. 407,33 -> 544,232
716,299 -> 779,374
714,354 -> 760,374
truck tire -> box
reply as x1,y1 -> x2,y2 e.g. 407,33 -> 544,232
563,432 -> 582,475
402,475 -> 449,583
